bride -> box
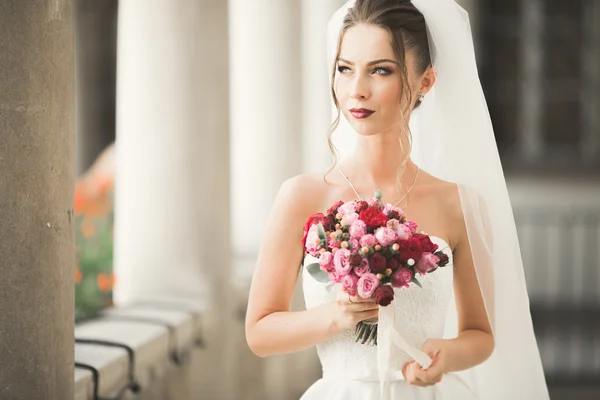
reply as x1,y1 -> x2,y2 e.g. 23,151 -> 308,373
245,0 -> 550,399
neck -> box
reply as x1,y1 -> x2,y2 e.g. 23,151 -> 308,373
342,132 -> 417,191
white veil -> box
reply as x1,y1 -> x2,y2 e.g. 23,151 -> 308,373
327,1 -> 550,399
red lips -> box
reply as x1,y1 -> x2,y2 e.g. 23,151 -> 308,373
349,108 -> 375,119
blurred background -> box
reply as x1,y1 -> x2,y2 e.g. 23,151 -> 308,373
72,0 -> 599,399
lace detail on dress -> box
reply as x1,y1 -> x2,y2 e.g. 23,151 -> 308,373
301,236 -> 454,378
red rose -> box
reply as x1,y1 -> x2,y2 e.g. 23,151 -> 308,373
323,214 -> 335,232
374,285 -> 394,306
412,233 -> 438,253
387,258 -> 399,272
397,238 -> 423,262
387,210 -> 401,220
302,213 -> 325,247
326,200 -> 344,217
369,253 -> 387,274
359,207 -> 388,230
355,200 -> 369,213
350,254 -> 363,267
436,252 -> 450,267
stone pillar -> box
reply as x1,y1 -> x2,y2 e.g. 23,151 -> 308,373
0,1 -> 75,399
301,0 -> 346,173
229,0 -> 303,280
113,0 -> 232,398
229,1 -> 308,399
74,0 -> 118,176
581,0 -> 600,162
519,0 -> 544,161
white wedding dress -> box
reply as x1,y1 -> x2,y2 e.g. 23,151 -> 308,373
301,236 -> 478,400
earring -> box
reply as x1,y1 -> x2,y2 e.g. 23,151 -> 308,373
417,92 -> 425,102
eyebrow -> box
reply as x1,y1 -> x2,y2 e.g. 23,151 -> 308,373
337,57 -> 400,66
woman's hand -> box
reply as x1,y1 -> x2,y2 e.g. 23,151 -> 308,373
328,291 -> 379,334
402,338 -> 448,386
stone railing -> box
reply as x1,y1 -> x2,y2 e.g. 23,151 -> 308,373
74,303 -> 204,399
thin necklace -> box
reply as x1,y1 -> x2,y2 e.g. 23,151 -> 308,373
337,164 -> 420,207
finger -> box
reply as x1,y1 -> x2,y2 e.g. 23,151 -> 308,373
347,302 -> 380,311
405,364 -> 430,387
414,367 -> 442,385
355,309 -> 379,321
349,295 -> 376,304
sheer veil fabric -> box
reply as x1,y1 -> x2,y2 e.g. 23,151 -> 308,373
327,1 -> 550,399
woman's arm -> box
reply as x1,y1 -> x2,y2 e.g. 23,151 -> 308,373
442,206 -> 495,372
405,187 -> 494,385
245,176 -> 378,357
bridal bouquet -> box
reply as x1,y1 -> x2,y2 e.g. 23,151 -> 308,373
302,190 -> 450,345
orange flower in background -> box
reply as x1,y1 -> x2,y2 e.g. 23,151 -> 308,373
74,184 -> 90,216
97,273 -> 116,292
95,173 -> 113,197
73,172 -> 114,218
81,217 -> 95,238
75,267 -> 82,284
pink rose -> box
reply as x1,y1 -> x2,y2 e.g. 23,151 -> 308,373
395,224 -> 413,241
354,257 -> 371,276
404,220 -> 418,235
367,197 -> 379,207
342,212 -> 359,226
319,251 -> 334,272
382,203 -> 394,215
359,234 -> 378,247
348,239 -> 360,252
349,219 -> 367,239
328,270 -> 342,283
305,224 -> 321,255
334,248 -> 352,276
338,202 -> 356,216
391,267 -> 413,288
341,273 -> 360,296
386,219 -> 399,230
328,235 -> 342,249
357,273 -> 380,298
415,252 -> 440,276
375,227 -> 397,247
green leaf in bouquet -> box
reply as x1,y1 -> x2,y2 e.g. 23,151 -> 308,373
305,262 -> 330,283
317,223 -> 327,241
411,276 -> 423,288
374,189 -> 383,201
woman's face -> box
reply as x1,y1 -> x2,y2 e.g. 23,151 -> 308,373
335,23 -> 420,137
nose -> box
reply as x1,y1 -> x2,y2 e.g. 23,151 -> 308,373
349,74 -> 370,101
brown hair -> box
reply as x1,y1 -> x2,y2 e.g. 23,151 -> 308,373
325,0 -> 431,189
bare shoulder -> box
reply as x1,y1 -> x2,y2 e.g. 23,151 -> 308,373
417,172 -> 465,245
275,171 -> 334,218
420,172 -> 462,214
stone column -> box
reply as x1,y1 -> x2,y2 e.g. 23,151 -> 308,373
301,0 -> 347,173
113,0 -> 232,398
74,0 -> 118,176
518,0 -> 544,161
581,0 -> 600,162
0,1 -> 75,399
229,1 -> 308,399
229,0 -> 303,279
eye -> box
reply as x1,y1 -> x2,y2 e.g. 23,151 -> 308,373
337,65 -> 351,73
373,67 -> 392,75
